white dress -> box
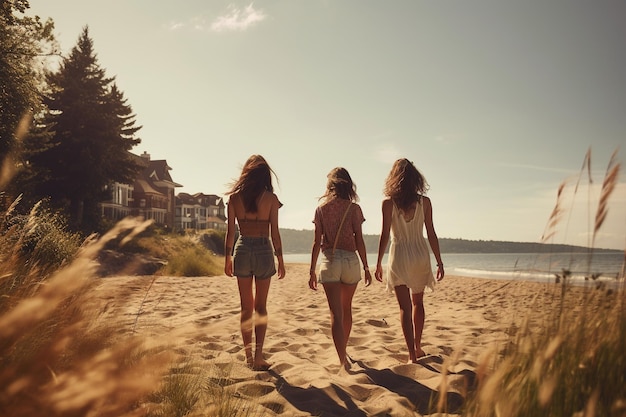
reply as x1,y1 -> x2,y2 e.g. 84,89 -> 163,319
386,201 -> 435,294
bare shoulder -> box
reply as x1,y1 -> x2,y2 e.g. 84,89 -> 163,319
381,198 -> 393,216
382,198 -> 393,209
267,191 -> 283,208
227,193 -> 241,208
421,195 -> 433,210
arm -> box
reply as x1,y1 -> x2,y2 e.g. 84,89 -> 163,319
353,213 -> 372,287
224,195 -> 236,277
269,193 -> 286,279
375,199 -> 392,282
423,196 -> 444,281
309,212 -> 322,291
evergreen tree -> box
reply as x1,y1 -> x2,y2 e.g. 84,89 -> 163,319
33,26 -> 142,232
0,0 -> 55,165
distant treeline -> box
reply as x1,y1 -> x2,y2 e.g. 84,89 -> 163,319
279,228 -> 621,254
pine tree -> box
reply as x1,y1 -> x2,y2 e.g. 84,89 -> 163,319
33,26 -> 142,231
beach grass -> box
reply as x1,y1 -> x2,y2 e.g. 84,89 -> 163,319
0,202 -> 176,416
462,148 -> 625,417
163,245 -> 223,277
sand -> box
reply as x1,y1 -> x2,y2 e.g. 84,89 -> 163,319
95,263 -> 561,416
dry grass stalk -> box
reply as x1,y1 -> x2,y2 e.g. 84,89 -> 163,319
592,149 -> 620,248
541,181 -> 567,243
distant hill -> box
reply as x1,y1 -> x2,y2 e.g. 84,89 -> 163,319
279,228 -> 621,254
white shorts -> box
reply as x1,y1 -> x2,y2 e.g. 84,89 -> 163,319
318,249 -> 361,285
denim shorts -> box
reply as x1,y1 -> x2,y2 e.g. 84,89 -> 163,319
318,249 -> 361,285
233,236 -> 276,279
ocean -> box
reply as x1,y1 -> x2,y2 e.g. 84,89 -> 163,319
283,252 -> 625,286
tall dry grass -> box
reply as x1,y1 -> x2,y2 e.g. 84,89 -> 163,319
462,149 -> 625,417
0,212 -> 177,416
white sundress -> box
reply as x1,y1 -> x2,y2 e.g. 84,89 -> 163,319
385,200 -> 435,294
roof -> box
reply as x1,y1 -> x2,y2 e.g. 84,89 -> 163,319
176,192 -> 224,207
133,179 -> 161,195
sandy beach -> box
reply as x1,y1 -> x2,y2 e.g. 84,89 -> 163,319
95,263 -> 563,416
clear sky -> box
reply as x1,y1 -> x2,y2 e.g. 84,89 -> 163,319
26,0 -> 626,250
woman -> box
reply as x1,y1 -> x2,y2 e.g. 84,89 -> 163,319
375,158 -> 444,363
309,167 -> 375,370
224,155 -> 286,371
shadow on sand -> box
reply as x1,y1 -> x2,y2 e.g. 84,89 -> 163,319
270,356 -> 476,416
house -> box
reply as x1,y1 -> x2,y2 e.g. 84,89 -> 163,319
175,192 -> 227,232
100,151 -> 182,229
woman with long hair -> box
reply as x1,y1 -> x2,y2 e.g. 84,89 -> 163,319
225,155 -> 285,371
375,158 -> 444,363
309,167 -> 375,370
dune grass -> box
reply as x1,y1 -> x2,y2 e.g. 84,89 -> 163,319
0,211 -> 178,416
163,244 -> 223,277
110,227 -> 224,277
461,148 -> 625,417
145,360 -> 260,417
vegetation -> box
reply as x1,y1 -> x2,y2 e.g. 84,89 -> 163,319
162,244 -> 222,277
147,361 -> 258,417
460,149 -> 625,417
0,204 -> 175,415
103,226 -> 224,277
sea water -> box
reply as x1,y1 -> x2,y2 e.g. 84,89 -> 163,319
283,252 -> 625,285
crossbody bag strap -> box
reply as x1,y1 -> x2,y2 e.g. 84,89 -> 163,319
331,203 -> 352,259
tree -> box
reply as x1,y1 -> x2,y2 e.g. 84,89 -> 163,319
0,0 -> 56,163
31,26 -> 142,232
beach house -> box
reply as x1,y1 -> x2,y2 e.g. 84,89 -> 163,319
100,151 -> 182,230
174,192 -> 227,232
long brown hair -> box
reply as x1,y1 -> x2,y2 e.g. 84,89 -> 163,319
320,167 -> 359,203
226,155 -> 277,212
383,158 -> 428,211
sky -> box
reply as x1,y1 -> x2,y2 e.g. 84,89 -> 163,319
26,0 -> 626,250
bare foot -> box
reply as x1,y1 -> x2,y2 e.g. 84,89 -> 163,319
252,359 -> 272,371
416,349 -> 426,358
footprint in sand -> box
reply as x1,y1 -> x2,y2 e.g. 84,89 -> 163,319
365,318 -> 389,327
236,382 -> 275,397
293,328 -> 319,336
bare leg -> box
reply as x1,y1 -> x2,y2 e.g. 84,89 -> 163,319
394,285 -> 417,363
341,283 -> 358,362
236,277 -> 254,366
322,282 -> 348,368
412,292 -> 426,357
252,277 -> 272,370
